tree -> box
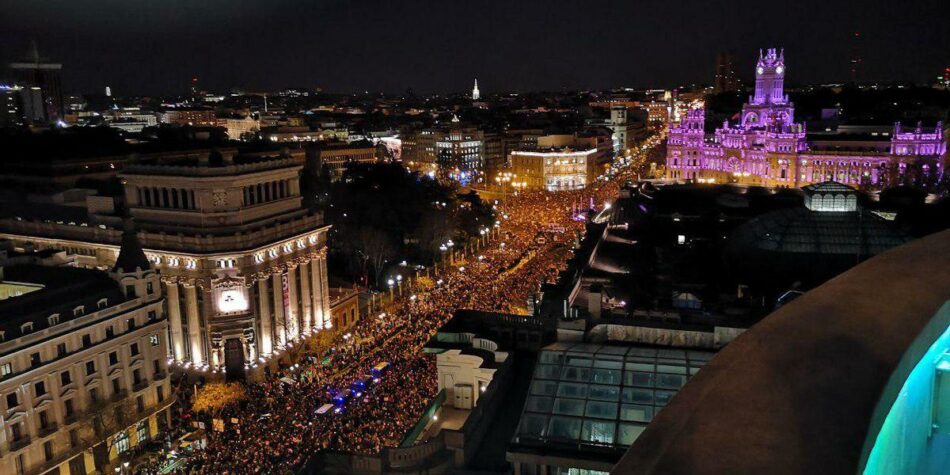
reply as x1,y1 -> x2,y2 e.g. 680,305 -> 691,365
81,397 -> 137,471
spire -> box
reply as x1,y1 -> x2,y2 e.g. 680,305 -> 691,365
472,78 -> 480,101
113,219 -> 151,273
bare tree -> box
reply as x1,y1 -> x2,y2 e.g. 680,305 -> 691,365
80,397 -> 137,471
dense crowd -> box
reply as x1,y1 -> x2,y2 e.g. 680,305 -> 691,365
173,137 -> 661,474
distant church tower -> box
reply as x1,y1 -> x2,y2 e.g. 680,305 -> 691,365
472,78 -> 480,100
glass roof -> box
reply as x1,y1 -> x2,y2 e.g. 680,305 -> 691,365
513,343 -> 714,452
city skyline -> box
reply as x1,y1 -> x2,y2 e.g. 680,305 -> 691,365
1,0 -> 948,95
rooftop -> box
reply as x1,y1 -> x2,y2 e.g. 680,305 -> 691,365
0,265 -> 124,339
614,229 -> 950,474
509,342 -> 714,462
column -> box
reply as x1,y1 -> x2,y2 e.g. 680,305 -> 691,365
271,273 -> 287,348
183,284 -> 204,364
299,261 -> 313,335
256,279 -> 273,356
165,282 -> 185,362
310,255 -> 325,330
319,254 -> 331,329
286,265 -> 300,341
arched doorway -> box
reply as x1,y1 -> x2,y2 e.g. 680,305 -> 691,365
224,338 -> 246,381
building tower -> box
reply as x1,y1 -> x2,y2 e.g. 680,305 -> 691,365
472,78 -> 480,101
741,48 -> 794,128
714,52 -> 740,93
8,43 -> 63,124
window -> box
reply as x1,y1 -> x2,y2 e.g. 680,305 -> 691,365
153,360 -> 161,375
127,318 -> 136,331
125,285 -> 136,297
130,343 -> 140,357
109,351 -> 119,366
57,343 -> 67,357
35,380 -> 47,397
1,362 -> 12,377
97,298 -> 108,309
85,360 -> 96,376
136,395 -> 145,412
133,369 -> 142,385
157,385 -> 165,403
30,352 -> 41,368
6,392 -> 19,408
60,370 -> 72,386
82,334 -> 92,348
69,429 -> 80,447
148,310 -> 157,321
89,388 -> 99,403
112,378 -> 122,395
73,306 -> 84,317
64,399 -> 75,418
137,421 -> 149,442
106,326 -> 114,339
150,334 -> 160,346
48,314 -> 60,326
11,422 -> 22,441
39,410 -> 50,429
146,282 -> 154,294
21,322 -> 33,335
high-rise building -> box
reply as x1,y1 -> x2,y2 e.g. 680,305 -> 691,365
714,52 -> 740,93
0,85 -> 23,127
8,45 -> 64,124
472,78 -> 480,101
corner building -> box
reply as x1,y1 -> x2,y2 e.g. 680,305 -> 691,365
666,48 -> 947,189
0,153 -> 331,378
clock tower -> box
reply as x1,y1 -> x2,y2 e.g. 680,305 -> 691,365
741,48 -> 795,128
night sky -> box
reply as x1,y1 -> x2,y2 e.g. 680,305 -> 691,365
1,0 -> 947,96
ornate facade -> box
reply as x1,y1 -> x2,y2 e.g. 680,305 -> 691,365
666,48 -> 947,189
0,154 -> 331,378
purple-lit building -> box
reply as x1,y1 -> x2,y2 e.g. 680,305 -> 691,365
666,48 -> 947,189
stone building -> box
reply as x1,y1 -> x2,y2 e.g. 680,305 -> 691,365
0,152 -> 332,379
665,48 -> 947,189
0,233 -> 172,474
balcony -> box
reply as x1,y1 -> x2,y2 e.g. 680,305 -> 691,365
63,412 -> 80,426
9,435 -> 31,451
38,423 -> 58,438
133,379 -> 150,392
153,371 -> 167,381
614,229 -> 950,474
111,390 -> 129,402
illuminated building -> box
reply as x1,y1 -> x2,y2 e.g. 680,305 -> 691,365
217,115 -> 260,140
472,78 -> 481,101
511,148 -> 598,191
401,126 -> 486,184
0,234 -> 172,475
8,46 -> 64,124
159,108 -> 217,127
0,152 -> 331,379
310,141 -> 379,181
666,48 -> 947,189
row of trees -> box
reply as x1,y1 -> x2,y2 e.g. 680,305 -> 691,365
321,163 -> 494,288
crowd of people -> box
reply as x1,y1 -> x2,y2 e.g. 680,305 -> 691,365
172,137 -> 661,474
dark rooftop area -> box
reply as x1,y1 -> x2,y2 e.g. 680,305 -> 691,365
0,265 -> 124,339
